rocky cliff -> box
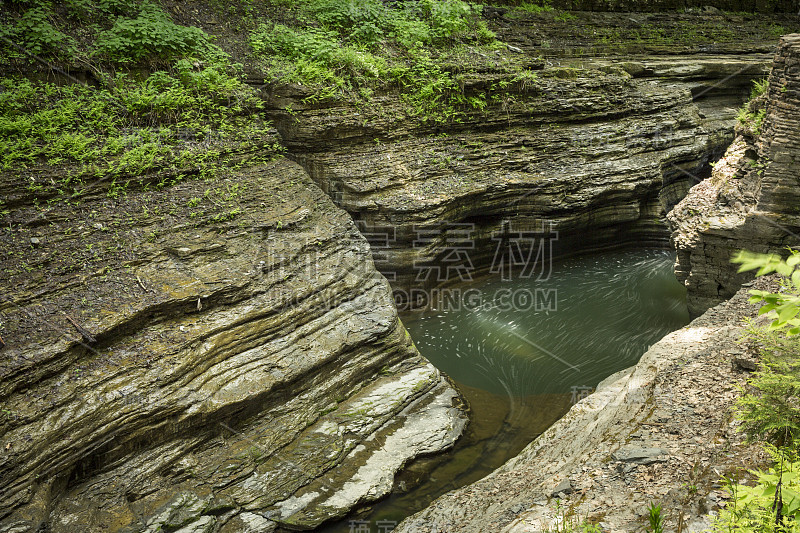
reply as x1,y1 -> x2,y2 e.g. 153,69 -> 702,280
393,33 -> 800,533
2,4 -> 799,530
270,58 -> 755,300
670,33 -> 800,316
253,10 -> 800,304
0,156 -> 467,532
529,0 -> 796,13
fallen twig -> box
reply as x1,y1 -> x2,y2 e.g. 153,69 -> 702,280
62,313 -> 97,344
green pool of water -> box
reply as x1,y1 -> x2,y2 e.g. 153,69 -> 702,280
319,248 -> 688,532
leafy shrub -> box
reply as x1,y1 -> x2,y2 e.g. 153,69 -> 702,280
389,18 -> 432,48
716,447 -> 800,533
307,0 -> 387,46
730,250 -> 800,446
709,251 -> 800,532
301,0 -> 476,47
250,23 -> 388,95
414,0 -> 474,40
93,3 -> 215,63
65,0 -> 138,18
733,249 -> 800,335
0,7 -> 78,60
250,23 -> 339,60
735,333 -> 800,447
249,0 -> 492,119
397,46 -> 462,122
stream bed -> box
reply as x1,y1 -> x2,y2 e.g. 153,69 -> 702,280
320,248 -> 688,532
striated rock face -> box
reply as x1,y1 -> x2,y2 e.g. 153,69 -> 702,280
0,158 -> 467,531
1,11 -> 794,531
269,57 -> 757,298
393,275 -> 773,533
515,0 -> 797,12
669,34 -> 800,316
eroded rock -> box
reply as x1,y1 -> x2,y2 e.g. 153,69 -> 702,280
0,158 -> 466,531
669,34 -> 800,316
270,56 -> 769,299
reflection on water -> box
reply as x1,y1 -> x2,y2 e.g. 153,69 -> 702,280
319,249 -> 688,532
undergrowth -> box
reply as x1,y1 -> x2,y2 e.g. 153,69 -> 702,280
737,78 -> 770,137
518,1 -> 555,13
249,0 -> 512,123
93,3 -> 218,63
0,59 -> 282,201
711,250 -> 800,533
1,1 -> 219,65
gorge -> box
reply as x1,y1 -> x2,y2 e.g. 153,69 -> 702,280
1,2 -> 800,532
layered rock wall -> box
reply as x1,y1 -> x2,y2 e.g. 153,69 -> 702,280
0,158 -> 466,532
395,33 -> 800,533
269,58 -> 756,300
670,33 -> 800,316
494,0 -> 797,13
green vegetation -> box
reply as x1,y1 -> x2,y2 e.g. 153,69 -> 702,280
737,79 -> 770,136
717,448 -> 800,533
646,503 -> 664,533
734,249 -> 800,336
539,501 -> 602,533
517,1 -> 555,14
710,250 -> 800,532
0,59 -> 281,202
248,0 -> 508,122
0,1 -> 216,64
735,327 -> 800,445
0,2 -> 280,219
0,6 -> 78,59
93,3 -> 216,63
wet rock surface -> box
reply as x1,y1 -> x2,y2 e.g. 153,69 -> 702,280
670,34 -> 800,316
0,158 -> 467,531
394,276 -> 774,533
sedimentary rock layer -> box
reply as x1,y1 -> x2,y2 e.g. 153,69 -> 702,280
670,33 -> 800,316
494,0 -> 795,12
0,158 -> 466,532
270,61 -> 740,297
